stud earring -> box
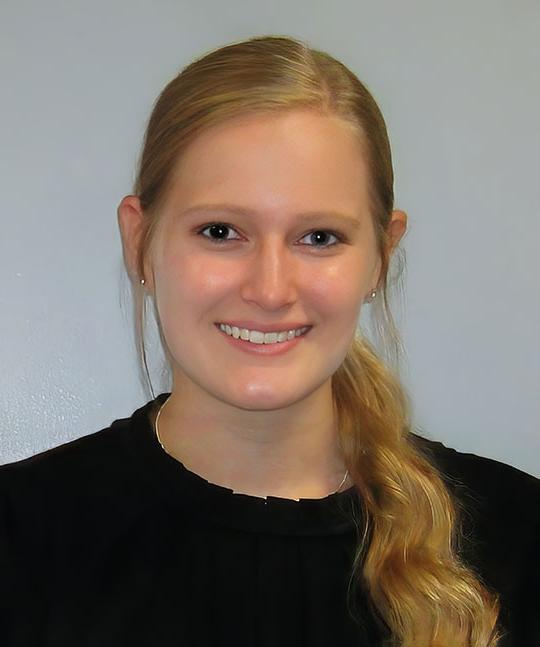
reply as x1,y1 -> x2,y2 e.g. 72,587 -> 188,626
364,288 -> 377,303
140,278 -> 145,286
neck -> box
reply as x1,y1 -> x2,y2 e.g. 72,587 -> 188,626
152,381 -> 350,500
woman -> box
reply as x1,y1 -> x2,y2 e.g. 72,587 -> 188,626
1,35 -> 538,647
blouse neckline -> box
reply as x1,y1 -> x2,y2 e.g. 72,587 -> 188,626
129,393 -> 362,536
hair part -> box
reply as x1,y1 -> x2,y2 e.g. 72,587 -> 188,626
125,35 -> 502,645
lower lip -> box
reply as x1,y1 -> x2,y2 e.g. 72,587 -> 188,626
215,324 -> 311,356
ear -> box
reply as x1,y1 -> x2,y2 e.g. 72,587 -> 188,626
386,209 -> 407,254
369,209 -> 408,292
117,195 -> 153,290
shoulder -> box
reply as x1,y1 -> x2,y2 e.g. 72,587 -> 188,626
410,432 -> 540,517
411,433 -> 539,641
1,410 -> 134,492
0,401 -> 159,535
410,432 -> 539,548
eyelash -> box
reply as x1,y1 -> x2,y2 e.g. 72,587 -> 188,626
195,222 -> 346,250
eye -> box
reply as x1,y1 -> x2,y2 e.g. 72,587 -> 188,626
298,230 -> 341,249
197,223 -> 241,244
196,222 -> 344,249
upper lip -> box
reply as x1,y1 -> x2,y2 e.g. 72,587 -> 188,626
215,321 -> 312,333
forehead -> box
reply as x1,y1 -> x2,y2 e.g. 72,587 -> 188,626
165,109 -> 370,220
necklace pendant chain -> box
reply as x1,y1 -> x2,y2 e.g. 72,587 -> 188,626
154,400 -> 349,496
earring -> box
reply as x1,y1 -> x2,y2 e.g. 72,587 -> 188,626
364,288 -> 377,303
140,278 -> 145,286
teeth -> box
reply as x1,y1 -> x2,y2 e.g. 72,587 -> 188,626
219,324 -> 310,344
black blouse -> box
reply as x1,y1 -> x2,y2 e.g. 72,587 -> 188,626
1,393 -> 538,646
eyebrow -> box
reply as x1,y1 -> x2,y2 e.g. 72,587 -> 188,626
178,203 -> 362,230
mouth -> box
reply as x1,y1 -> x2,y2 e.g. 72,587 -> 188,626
215,322 -> 312,343
214,322 -> 312,355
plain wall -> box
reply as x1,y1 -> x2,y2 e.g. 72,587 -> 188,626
1,0 -> 538,476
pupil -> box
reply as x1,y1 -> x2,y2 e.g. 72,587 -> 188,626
210,224 -> 228,239
312,231 -> 327,245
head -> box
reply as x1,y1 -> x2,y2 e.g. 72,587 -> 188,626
118,35 -> 406,407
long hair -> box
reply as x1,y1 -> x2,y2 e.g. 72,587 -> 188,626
124,35 -> 502,645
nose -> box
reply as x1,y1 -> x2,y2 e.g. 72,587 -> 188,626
239,238 -> 298,310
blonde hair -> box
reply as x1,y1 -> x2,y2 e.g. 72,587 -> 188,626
126,35 -> 502,645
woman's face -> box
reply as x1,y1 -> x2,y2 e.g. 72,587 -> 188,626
147,109 -> 386,411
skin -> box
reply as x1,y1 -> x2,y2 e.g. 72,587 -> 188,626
118,109 -> 407,500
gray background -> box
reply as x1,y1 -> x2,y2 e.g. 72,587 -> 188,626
1,0 -> 538,477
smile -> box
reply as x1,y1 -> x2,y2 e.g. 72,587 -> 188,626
216,323 -> 311,345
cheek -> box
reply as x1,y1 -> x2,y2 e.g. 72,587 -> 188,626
308,255 -> 373,314
155,246 -> 230,303
152,252 -> 250,352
